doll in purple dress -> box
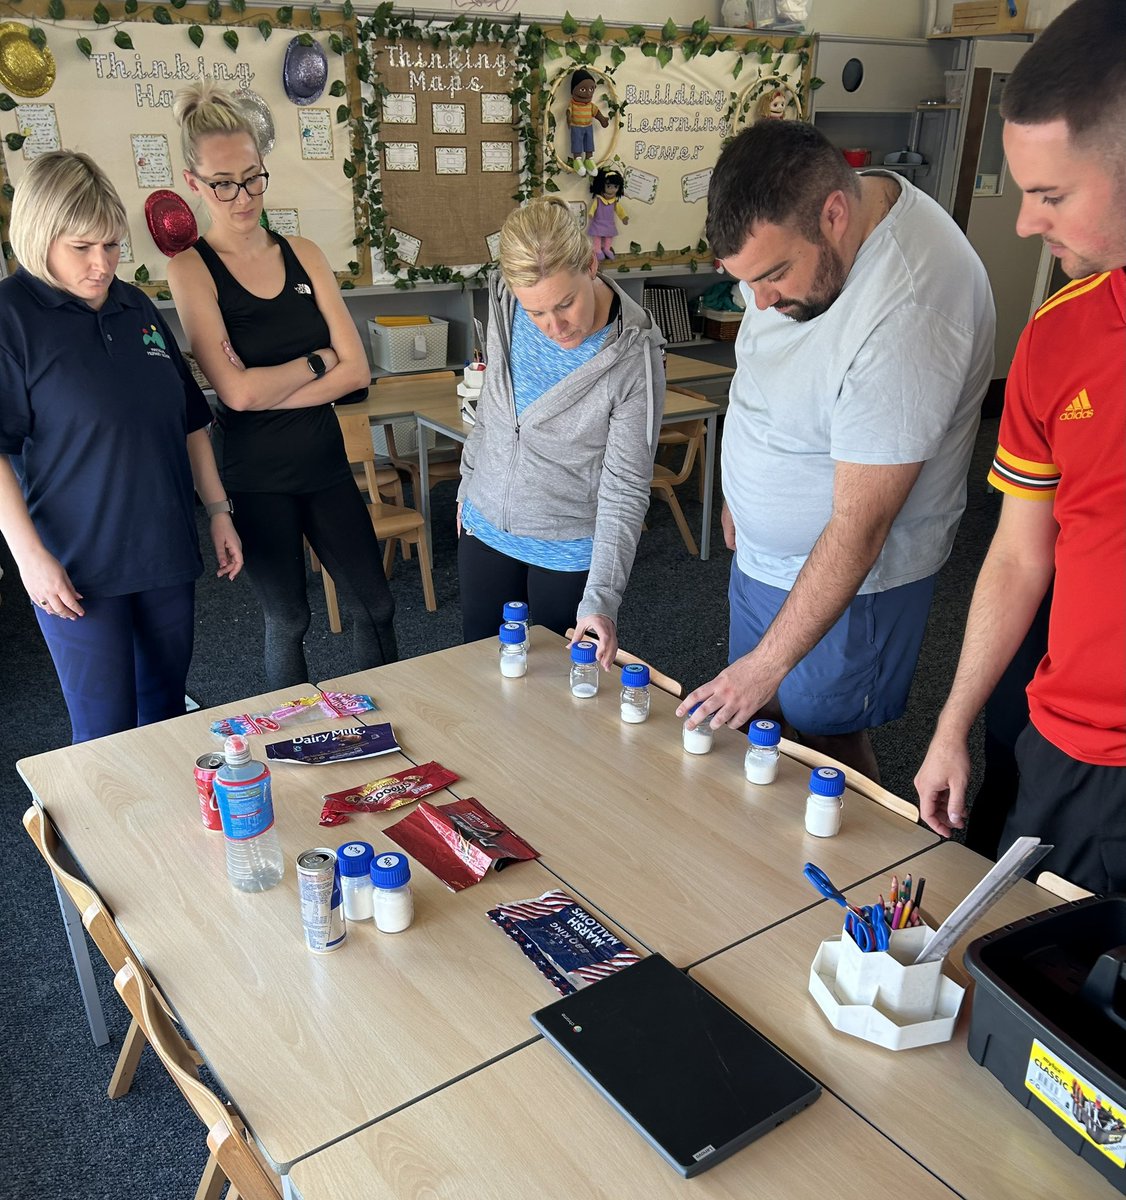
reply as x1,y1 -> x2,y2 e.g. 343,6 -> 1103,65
587,168 -> 628,261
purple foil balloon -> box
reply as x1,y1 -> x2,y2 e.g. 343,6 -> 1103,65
283,36 -> 328,106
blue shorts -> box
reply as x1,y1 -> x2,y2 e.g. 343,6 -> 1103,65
570,125 -> 595,157
728,563 -> 936,736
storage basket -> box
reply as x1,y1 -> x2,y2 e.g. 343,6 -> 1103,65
367,317 -> 449,374
702,308 -> 744,342
642,285 -> 693,345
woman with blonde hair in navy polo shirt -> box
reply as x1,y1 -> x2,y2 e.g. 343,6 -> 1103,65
168,79 -> 398,690
0,150 -> 242,743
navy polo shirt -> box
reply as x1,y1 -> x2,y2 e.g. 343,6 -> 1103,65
0,269 -> 212,596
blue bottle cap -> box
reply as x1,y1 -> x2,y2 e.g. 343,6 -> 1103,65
503,600 -> 528,623
621,663 -> 650,687
499,622 -> 525,644
370,851 -> 411,889
571,641 -> 597,664
336,840 -> 374,877
809,766 -> 845,797
748,719 -> 781,747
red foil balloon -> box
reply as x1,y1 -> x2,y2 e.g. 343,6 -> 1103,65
144,190 -> 198,258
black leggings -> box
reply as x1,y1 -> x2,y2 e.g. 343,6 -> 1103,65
458,532 -> 588,643
230,480 -> 398,689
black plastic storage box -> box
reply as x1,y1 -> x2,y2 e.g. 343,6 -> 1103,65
964,896 -> 1126,1194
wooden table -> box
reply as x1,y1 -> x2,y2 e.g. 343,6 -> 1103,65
346,373 -> 722,562
663,350 -> 735,385
321,628 -> 939,967
17,686 -> 630,1171
691,841 -> 1119,1200
286,1039 -> 961,1200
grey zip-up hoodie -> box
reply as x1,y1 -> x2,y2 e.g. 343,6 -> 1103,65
458,271 -> 666,625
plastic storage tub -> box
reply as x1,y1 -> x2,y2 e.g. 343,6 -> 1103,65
964,896 -> 1126,1194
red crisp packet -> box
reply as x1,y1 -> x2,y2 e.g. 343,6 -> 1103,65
319,761 -> 458,827
383,797 -> 538,892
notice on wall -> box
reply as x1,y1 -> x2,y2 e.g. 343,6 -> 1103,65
298,110 -> 334,161
131,133 -> 174,189
383,93 -> 418,124
385,142 -> 421,171
390,227 -> 421,265
15,103 -> 60,159
265,208 -> 300,237
370,34 -> 520,270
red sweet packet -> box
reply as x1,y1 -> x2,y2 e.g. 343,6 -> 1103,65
319,761 -> 459,827
383,797 -> 538,892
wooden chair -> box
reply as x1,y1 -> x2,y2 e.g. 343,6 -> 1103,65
320,411 -> 437,627
375,370 -> 463,502
22,801 -> 202,1100
564,629 -> 682,698
115,959 -> 283,1200
1036,871 -> 1095,902
649,416 -> 706,557
777,737 -> 921,822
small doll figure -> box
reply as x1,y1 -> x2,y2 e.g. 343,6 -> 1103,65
588,168 -> 628,261
567,70 -> 609,177
756,88 -> 788,121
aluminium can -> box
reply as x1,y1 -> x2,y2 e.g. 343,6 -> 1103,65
193,752 -> 225,832
296,847 -> 347,953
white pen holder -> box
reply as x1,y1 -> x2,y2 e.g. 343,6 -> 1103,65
808,922 -> 965,1050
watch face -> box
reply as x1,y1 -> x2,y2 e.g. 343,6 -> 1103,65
308,353 -> 326,377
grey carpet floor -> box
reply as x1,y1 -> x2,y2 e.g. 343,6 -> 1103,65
0,418 -> 998,1198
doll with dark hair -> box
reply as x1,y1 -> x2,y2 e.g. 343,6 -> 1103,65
588,168 -> 628,260
567,70 -> 609,177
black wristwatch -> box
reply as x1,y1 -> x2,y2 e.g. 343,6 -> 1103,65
307,353 -> 327,379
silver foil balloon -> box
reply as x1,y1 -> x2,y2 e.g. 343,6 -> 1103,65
232,87 -> 276,156
283,36 -> 328,106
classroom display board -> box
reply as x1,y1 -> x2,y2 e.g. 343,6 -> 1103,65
0,1 -> 366,291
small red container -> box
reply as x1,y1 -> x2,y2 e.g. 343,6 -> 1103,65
194,753 -> 225,831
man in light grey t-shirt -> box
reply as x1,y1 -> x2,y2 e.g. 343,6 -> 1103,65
677,120 -> 994,779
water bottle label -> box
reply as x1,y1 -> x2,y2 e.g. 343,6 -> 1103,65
214,771 -> 275,841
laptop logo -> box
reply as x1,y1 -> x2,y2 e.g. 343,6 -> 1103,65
561,1014 -> 583,1033
693,1146 -> 716,1161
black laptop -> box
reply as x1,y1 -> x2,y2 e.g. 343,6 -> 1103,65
532,953 -> 821,1178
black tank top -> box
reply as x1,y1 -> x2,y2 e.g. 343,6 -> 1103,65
195,232 -> 361,493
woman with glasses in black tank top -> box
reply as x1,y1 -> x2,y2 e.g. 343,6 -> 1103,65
167,79 -> 397,688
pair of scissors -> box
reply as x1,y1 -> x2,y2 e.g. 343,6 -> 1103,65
846,903 -> 890,953
803,863 -> 866,919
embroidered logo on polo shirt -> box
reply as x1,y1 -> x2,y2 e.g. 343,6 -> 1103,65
141,323 -> 170,360
294,283 -> 312,295
1059,389 -> 1094,421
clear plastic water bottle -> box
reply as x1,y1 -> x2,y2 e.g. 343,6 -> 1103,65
620,663 -> 651,723
744,719 -> 781,785
570,641 -> 599,698
498,622 -> 528,677
213,734 -> 284,893
503,600 -> 529,635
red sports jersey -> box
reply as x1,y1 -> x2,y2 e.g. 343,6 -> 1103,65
986,269 -> 1126,765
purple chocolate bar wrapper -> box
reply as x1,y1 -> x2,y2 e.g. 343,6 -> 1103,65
265,723 -> 400,765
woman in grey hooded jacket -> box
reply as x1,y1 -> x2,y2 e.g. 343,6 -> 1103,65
457,198 -> 666,668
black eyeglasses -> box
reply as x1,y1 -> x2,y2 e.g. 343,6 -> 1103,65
194,171 -> 270,202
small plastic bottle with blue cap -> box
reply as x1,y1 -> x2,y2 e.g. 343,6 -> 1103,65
336,840 -> 375,921
502,600 -> 529,636
682,703 -> 713,755
744,718 -> 781,784
805,766 -> 845,837
370,851 -> 414,932
498,621 -> 528,677
619,663 -> 651,723
570,641 -> 599,698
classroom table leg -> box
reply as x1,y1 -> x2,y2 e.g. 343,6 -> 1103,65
700,411 -> 717,561
53,873 -> 110,1046
417,415 -> 434,569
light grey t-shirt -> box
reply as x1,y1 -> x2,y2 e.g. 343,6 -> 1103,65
722,174 -> 995,593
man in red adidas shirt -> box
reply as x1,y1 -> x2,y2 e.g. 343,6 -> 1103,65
915,0 -> 1126,893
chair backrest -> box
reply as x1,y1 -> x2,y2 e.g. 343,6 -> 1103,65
660,419 -> 705,485
336,410 -> 386,500
23,801 -> 133,974
114,960 -> 282,1200
1036,871 -> 1095,902
777,737 -> 920,822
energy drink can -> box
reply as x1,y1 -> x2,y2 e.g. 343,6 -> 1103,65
194,752 -> 225,832
296,848 -> 347,953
